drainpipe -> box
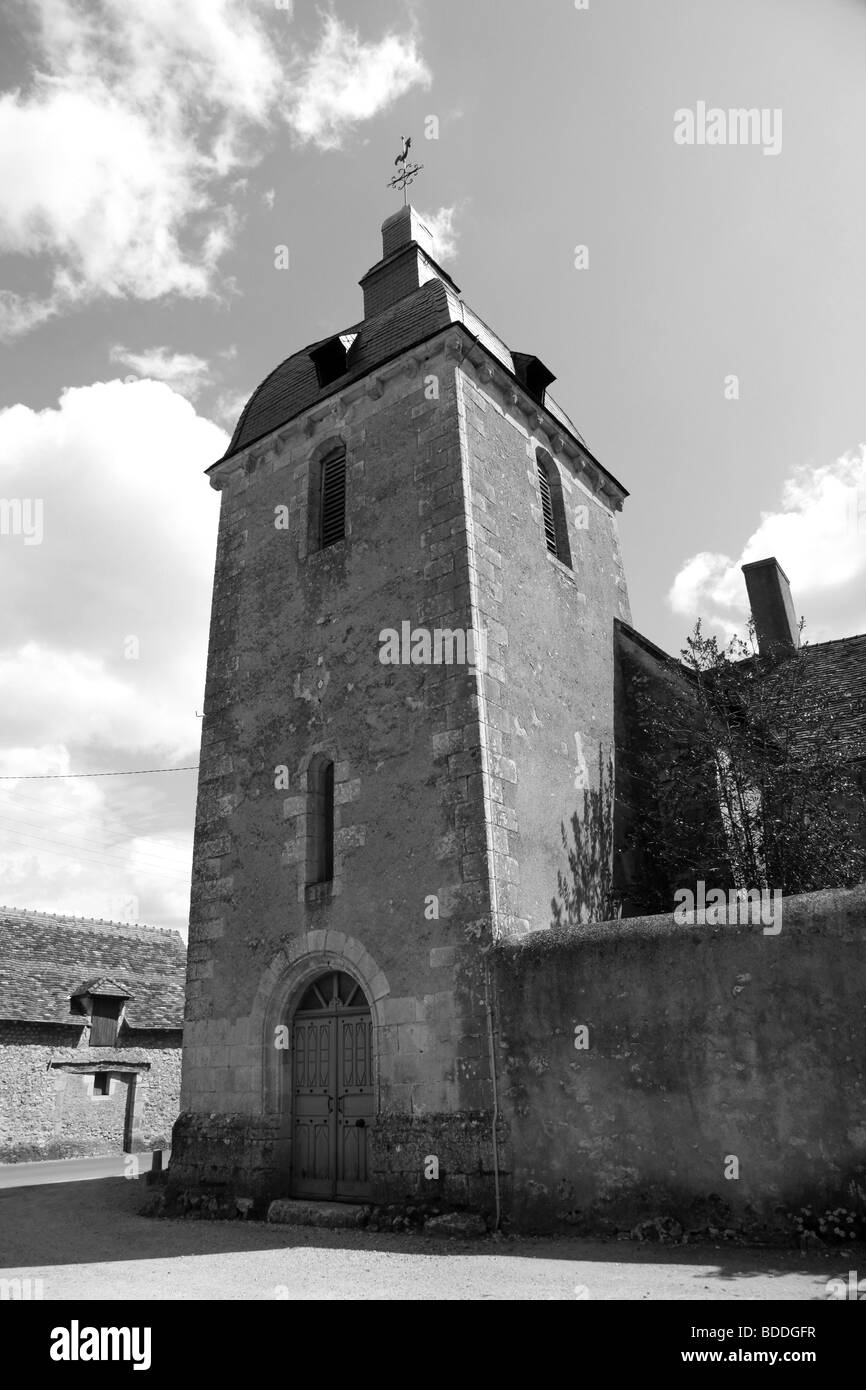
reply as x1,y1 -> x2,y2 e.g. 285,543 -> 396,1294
484,953 -> 502,1232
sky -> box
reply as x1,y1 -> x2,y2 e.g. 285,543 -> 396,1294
0,0 -> 864,936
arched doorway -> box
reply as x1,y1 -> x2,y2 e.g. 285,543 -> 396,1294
291,970 -> 374,1200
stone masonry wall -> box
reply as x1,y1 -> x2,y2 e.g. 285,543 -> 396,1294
173,330 -> 508,1200
454,359 -> 631,937
0,1021 -> 182,1161
492,885 -> 866,1233
173,322 -> 637,1208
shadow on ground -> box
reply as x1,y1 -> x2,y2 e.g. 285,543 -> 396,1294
0,1175 -> 860,1298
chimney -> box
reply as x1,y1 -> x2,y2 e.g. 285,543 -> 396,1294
359,205 -> 459,319
741,557 -> 800,655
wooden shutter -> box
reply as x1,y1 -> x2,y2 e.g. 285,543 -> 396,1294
320,452 -> 346,549
537,461 -> 558,557
90,997 -> 120,1047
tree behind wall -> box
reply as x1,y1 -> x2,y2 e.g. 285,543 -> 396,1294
621,621 -> 866,913
551,748 -> 620,927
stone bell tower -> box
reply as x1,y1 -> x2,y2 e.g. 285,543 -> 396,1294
169,205 -> 631,1214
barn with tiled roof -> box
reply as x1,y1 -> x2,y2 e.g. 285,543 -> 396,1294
0,908 -> 185,1162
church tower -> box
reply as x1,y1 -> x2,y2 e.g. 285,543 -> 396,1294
170,205 -> 631,1213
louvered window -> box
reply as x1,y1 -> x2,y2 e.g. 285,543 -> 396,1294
538,461 -> 558,556
319,451 -> 346,549
536,453 -> 573,569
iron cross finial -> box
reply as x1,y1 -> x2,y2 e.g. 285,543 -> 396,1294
387,135 -> 424,206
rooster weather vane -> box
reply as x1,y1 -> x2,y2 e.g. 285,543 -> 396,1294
387,135 -> 424,205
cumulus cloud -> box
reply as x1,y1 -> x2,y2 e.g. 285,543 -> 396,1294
110,345 -> 213,400
418,205 -> 460,262
212,388 -> 250,433
0,378 -> 222,931
0,748 -> 194,933
668,447 -> 866,642
287,16 -> 430,149
0,378 -> 223,717
0,378 -> 223,752
0,1 -> 265,328
0,2 -> 431,336
0,645 -> 197,753
0,290 -> 59,340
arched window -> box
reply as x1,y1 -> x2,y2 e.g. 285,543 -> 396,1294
536,452 -> 573,568
306,756 -> 335,886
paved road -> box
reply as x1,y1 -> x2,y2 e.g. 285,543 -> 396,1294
0,1166 -> 859,1300
0,1153 -> 166,1189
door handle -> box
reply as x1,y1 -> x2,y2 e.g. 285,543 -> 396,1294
355,1119 -> 366,1129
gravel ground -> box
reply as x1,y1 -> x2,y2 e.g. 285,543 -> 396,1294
0,1170 -> 860,1301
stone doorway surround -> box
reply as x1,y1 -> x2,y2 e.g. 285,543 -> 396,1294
253,931 -> 390,1196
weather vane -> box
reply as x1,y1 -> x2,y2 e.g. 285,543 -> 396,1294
387,135 -> 424,205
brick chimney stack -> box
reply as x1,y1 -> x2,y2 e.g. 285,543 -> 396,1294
742,557 -> 800,655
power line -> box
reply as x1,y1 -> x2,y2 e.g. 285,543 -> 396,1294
0,826 -> 191,882
0,808 -> 191,872
2,789 -> 177,828
0,767 -> 201,778
3,787 -> 190,833
0,834 -> 190,878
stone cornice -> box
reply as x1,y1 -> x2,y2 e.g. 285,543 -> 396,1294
208,323 -> 628,512
447,330 -> 627,512
208,336 -> 453,490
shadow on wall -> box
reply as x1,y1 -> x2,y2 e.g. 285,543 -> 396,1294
551,748 -> 621,927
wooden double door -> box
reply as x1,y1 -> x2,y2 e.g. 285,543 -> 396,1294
291,971 -> 374,1200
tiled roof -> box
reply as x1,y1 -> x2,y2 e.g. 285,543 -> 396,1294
795,634 -> 866,758
616,622 -> 866,761
219,279 -> 611,486
71,976 -> 133,998
0,908 -> 185,1029
223,279 -> 458,460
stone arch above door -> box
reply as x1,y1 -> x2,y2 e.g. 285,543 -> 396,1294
253,931 -> 390,1115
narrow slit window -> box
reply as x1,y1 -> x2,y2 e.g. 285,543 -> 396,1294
307,757 -> 335,886
322,761 -> 335,882
319,451 -> 346,550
